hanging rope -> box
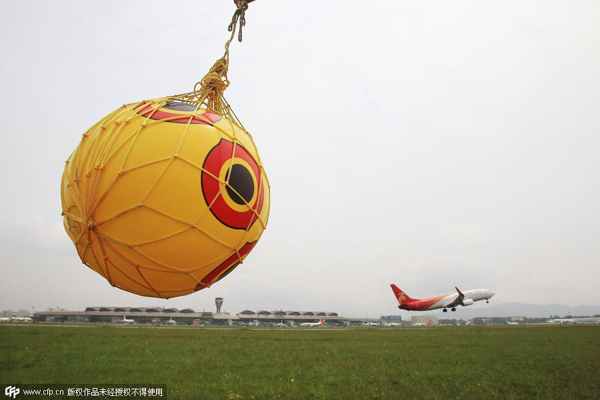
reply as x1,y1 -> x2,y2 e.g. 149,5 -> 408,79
187,0 -> 251,115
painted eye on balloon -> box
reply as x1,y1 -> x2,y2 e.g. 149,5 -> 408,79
195,241 -> 257,290
201,139 -> 264,230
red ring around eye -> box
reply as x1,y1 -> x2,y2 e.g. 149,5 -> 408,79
201,139 -> 264,230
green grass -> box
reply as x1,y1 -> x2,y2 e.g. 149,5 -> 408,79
1,325 -> 599,399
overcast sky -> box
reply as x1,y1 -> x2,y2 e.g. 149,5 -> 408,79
1,0 -> 599,317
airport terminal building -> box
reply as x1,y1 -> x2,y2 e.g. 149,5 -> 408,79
32,306 -> 379,326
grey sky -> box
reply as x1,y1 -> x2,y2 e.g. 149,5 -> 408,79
1,0 -> 599,317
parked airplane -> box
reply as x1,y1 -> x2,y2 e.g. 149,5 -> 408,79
391,284 -> 495,312
3,316 -> 33,323
299,319 -> 326,327
118,315 -> 135,324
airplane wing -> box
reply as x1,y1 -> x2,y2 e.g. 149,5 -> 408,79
446,287 -> 465,308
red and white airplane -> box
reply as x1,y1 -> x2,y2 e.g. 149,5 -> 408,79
391,284 -> 495,313
299,319 -> 326,327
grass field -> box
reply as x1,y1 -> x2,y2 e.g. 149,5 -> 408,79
1,325 -> 599,399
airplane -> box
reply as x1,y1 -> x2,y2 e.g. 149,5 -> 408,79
391,284 -> 495,312
164,318 -> 177,326
117,315 -> 135,324
548,318 -> 575,325
299,319 -> 326,327
7,316 -> 33,323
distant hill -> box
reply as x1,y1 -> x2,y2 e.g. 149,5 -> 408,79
429,302 -> 600,319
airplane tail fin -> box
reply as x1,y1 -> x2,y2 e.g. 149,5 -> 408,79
390,284 -> 416,304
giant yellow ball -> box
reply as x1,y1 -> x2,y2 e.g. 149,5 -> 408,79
61,98 -> 270,298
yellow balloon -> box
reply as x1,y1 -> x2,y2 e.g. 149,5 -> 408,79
61,98 -> 270,298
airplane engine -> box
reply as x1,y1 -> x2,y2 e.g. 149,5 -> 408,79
462,299 -> 474,306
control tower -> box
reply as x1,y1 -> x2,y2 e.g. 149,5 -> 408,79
215,297 -> 224,314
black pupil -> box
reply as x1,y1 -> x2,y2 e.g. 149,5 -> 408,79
163,101 -> 197,111
226,164 -> 254,205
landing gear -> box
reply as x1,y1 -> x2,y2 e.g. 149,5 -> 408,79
451,307 -> 456,312
443,308 -> 447,312
486,299 -> 489,303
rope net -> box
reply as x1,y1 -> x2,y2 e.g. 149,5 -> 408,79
61,1 -> 270,299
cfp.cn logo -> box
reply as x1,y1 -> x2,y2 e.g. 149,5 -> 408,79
4,386 -> 20,399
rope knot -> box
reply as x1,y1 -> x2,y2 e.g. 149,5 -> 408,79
185,1 -> 252,117
194,57 -> 230,114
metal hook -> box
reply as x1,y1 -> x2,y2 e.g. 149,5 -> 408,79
228,0 -> 250,42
